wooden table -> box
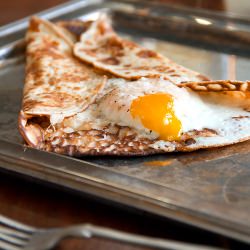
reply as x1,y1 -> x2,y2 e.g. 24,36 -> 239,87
0,1 -> 249,249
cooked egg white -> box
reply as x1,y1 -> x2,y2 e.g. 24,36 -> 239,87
97,77 -> 250,140
62,77 -> 250,143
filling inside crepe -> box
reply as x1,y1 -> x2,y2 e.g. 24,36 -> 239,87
19,16 -> 250,156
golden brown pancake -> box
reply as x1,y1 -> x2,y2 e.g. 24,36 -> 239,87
74,15 -> 209,83
19,17 -> 250,156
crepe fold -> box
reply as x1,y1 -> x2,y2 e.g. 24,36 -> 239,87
19,16 -> 250,156
19,17 -> 106,147
74,15 -> 209,84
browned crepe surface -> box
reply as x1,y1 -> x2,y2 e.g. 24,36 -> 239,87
19,17 -> 250,156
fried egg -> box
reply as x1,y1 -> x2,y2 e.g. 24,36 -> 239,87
96,77 -> 249,143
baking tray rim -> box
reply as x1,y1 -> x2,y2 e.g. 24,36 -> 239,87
1,139 -> 250,244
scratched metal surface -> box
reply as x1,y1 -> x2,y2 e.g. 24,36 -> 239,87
0,0 -> 250,243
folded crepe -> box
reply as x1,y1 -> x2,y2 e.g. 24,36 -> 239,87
74,15 -> 209,83
19,16 -> 250,156
19,17 -> 106,148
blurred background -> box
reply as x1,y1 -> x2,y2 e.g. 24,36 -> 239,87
0,0 -> 250,26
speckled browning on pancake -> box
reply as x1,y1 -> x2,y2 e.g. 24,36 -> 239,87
20,117 -> 250,156
179,80 -> 250,111
23,17 -> 106,120
41,127 -> 163,156
74,15 -> 209,84
178,80 -> 250,92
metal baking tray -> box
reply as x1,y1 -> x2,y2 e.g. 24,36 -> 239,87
0,0 -> 250,243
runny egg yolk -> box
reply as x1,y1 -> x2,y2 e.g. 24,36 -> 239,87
130,93 -> 182,141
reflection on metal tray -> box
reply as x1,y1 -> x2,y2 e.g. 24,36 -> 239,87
0,0 -> 250,244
